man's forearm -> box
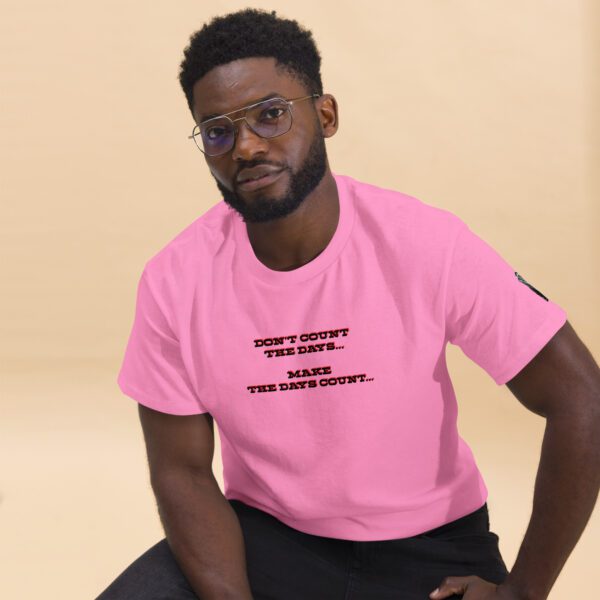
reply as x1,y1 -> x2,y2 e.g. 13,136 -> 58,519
501,412 -> 600,600
152,468 -> 254,600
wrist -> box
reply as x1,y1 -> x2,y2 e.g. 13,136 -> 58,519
498,579 -> 546,600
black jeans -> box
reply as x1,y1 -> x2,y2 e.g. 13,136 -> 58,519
96,499 -> 509,600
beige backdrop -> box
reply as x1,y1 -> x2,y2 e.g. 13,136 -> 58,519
1,1 -> 598,599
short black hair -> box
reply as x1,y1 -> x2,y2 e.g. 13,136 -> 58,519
178,8 -> 323,116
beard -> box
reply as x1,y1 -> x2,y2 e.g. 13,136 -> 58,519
212,131 -> 328,224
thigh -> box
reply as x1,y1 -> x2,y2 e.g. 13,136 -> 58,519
95,539 -> 198,600
96,500 -> 353,600
348,503 -> 509,600
230,499 -> 351,600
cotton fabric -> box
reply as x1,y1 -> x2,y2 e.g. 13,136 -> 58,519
117,173 -> 567,540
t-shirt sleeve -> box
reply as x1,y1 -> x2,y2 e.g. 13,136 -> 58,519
117,268 -> 209,415
444,221 -> 568,386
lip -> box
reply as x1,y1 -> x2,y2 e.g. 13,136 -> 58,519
236,169 -> 285,192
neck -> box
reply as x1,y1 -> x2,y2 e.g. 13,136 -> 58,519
245,169 -> 339,272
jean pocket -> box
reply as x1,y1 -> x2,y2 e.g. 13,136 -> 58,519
417,530 -> 499,546
439,531 -> 498,544
416,504 -> 490,540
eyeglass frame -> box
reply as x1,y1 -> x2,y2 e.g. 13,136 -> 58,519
188,93 -> 321,157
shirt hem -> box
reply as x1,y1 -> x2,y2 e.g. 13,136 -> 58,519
492,306 -> 567,386
117,378 -> 209,416
225,482 -> 488,541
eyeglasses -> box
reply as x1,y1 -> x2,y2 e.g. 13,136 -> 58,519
188,93 -> 320,157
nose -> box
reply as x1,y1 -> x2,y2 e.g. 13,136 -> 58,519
231,119 -> 270,162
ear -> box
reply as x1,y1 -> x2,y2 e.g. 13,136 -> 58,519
316,94 -> 339,138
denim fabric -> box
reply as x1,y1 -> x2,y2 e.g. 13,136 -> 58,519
96,499 -> 509,600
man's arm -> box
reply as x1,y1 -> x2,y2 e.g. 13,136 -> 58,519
138,403 -> 254,600
431,319 -> 600,600
498,319 -> 600,600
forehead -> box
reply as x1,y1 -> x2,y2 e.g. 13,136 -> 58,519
191,57 -> 308,123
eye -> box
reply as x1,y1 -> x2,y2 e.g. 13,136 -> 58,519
259,106 -> 286,121
205,125 -> 228,140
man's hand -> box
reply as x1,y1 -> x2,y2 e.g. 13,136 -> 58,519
429,576 -> 525,599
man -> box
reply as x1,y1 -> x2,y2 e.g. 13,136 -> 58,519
98,8 -> 600,600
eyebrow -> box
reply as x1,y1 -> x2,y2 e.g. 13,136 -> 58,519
199,92 -> 283,123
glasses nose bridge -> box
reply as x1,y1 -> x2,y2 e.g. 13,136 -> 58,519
229,114 -> 269,158
233,110 -> 273,142
229,113 -> 259,137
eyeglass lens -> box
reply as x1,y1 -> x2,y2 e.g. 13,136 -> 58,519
195,98 -> 292,156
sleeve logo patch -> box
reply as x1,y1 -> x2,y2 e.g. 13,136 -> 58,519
514,271 -> 548,301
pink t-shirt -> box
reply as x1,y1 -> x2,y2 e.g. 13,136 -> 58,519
117,173 -> 567,540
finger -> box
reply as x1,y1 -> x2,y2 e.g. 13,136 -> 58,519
430,576 -> 472,598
